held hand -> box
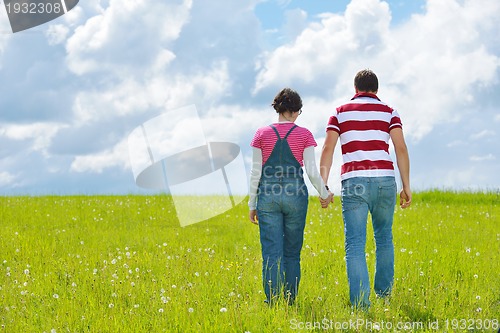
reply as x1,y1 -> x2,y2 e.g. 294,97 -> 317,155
319,191 -> 334,209
400,188 -> 412,209
249,210 -> 259,225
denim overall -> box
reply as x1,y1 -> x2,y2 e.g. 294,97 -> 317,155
257,124 -> 308,303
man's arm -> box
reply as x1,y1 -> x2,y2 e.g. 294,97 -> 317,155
390,128 -> 412,208
320,130 -> 339,184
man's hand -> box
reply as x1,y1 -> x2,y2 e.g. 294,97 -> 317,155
249,210 -> 258,224
400,187 -> 412,209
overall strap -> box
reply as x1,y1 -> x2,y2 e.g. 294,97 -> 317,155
283,124 -> 298,140
269,125 -> 281,139
269,124 -> 298,140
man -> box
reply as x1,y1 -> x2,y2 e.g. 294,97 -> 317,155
320,69 -> 411,308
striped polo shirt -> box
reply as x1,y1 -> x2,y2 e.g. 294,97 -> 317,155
251,122 -> 317,166
327,93 -> 402,180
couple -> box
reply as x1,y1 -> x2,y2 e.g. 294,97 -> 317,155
248,69 -> 412,308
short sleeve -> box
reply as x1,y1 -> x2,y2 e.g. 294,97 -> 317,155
303,128 -> 317,148
250,129 -> 261,149
389,109 -> 402,130
326,114 -> 340,133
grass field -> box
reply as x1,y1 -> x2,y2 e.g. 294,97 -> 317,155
0,191 -> 499,332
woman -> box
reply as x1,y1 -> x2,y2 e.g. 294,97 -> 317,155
248,88 -> 333,305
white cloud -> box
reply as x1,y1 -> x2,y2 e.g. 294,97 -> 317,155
45,24 -> 70,45
0,171 -> 16,187
253,0 -> 500,142
0,7 -> 12,66
67,59 -> 231,172
283,9 -> 308,41
65,0 -> 193,75
0,122 -> 66,154
1,0 -> 499,194
470,130 -> 495,140
470,154 -> 496,162
71,59 -> 230,125
71,138 -> 129,173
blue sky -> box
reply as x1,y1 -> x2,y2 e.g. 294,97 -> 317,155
0,0 -> 499,195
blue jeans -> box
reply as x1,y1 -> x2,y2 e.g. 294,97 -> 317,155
341,177 -> 397,308
257,179 -> 308,302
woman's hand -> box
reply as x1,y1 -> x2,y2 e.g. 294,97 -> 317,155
319,191 -> 334,208
249,210 -> 259,225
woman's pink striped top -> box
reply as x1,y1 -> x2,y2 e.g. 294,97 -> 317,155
251,122 -> 317,166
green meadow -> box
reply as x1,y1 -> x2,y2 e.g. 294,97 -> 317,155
0,191 -> 498,332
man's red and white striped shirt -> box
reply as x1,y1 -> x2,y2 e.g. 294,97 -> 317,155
327,93 -> 402,180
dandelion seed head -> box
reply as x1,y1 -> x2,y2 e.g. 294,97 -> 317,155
53,294 -> 59,299
188,307 -> 194,313
109,303 -> 114,308
159,308 -> 164,313
220,307 -> 227,313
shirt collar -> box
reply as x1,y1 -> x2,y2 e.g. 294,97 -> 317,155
351,92 -> 380,101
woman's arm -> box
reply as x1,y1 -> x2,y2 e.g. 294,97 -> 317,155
248,147 -> 263,211
303,147 -> 330,199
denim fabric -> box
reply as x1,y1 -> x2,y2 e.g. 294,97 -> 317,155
257,180 -> 308,302
341,176 -> 397,308
256,124 -> 308,303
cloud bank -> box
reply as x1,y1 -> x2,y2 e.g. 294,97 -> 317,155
0,0 -> 499,194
